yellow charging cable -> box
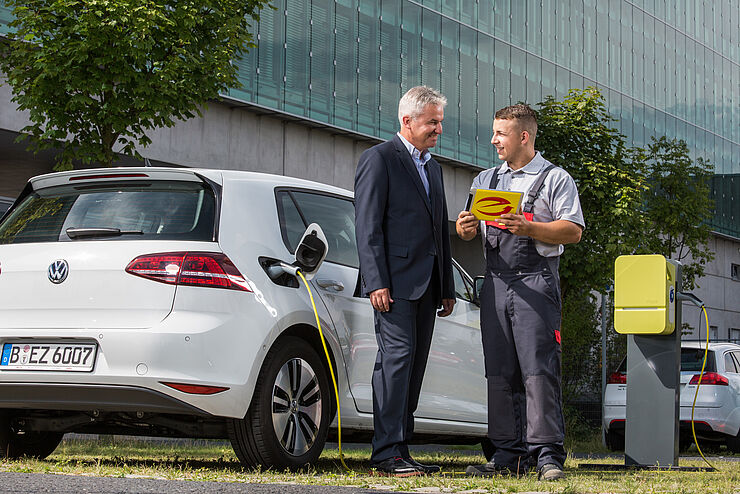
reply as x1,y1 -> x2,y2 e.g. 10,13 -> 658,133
296,270 -> 350,472
690,305 -> 716,470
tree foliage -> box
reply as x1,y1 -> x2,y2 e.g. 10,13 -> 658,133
0,0 -> 269,168
637,136 -> 715,289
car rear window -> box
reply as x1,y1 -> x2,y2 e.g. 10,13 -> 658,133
0,181 -> 216,244
681,348 -> 716,372
615,348 -> 716,373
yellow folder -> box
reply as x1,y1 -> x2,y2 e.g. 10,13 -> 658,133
467,188 -> 523,221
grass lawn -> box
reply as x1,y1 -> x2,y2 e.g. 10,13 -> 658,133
2,434 -> 739,493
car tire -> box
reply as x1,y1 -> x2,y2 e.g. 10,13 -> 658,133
605,429 -> 625,451
0,414 -> 64,459
725,432 -> 740,453
678,436 -> 694,453
228,336 -> 331,470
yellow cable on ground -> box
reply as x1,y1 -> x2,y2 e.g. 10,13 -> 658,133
297,270 -> 350,472
690,305 -> 716,471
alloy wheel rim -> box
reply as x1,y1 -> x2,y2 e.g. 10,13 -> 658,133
272,357 -> 322,456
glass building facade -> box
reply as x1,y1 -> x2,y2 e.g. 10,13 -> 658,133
1,0 -> 738,237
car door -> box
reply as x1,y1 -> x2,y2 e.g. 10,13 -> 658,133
274,189 -> 375,412
413,261 -> 488,423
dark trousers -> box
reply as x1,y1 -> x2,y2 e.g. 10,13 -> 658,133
480,270 -> 566,470
370,272 -> 438,462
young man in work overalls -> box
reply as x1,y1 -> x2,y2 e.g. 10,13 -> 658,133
456,104 -> 584,481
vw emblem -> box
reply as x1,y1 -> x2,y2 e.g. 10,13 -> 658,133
48,260 -> 69,284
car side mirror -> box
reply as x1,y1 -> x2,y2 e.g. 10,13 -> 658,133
293,223 -> 328,280
472,275 -> 485,306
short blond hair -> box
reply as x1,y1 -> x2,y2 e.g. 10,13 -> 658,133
398,86 -> 447,125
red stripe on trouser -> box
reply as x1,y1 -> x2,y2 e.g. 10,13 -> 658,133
554,330 -> 561,345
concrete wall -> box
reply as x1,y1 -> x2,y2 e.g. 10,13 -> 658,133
682,235 -> 740,340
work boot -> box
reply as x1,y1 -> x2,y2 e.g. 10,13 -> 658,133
538,463 -> 565,481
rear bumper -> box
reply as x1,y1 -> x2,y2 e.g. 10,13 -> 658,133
0,383 -> 211,416
0,302 -> 273,418
604,405 -> 740,437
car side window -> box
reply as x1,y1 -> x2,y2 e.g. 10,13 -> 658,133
277,192 -> 306,250
724,353 -> 739,373
453,265 -> 473,302
731,352 -> 740,373
276,189 -> 359,269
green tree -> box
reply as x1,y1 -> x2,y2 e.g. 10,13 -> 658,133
637,136 -> 715,290
0,0 -> 269,169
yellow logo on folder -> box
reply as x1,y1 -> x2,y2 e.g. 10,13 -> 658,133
468,189 -> 523,221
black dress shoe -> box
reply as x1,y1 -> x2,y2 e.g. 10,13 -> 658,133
406,457 -> 441,474
370,456 -> 424,477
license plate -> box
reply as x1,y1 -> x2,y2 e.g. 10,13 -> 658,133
1,342 -> 97,371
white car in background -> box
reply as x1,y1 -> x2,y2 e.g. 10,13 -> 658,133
603,341 -> 740,452
0,167 -> 488,469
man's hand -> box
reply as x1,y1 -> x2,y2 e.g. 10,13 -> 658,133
456,210 -> 479,240
437,298 -> 455,317
496,212 -> 532,236
369,288 -> 393,312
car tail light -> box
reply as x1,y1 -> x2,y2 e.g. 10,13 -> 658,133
689,372 -> 729,386
608,372 -> 626,384
161,381 -> 229,395
126,252 -> 252,292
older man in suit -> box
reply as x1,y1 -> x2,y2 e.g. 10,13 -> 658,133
354,86 -> 456,477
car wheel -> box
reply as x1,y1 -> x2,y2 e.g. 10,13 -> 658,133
678,436 -> 693,453
0,414 -> 64,459
726,431 -> 740,454
228,336 -> 331,470
696,439 -> 723,453
605,429 -> 624,451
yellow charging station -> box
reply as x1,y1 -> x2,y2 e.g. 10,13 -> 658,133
614,254 -> 677,335
585,255 -> 714,471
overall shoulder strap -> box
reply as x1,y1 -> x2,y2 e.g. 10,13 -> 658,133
522,164 -> 555,213
487,165 -> 502,189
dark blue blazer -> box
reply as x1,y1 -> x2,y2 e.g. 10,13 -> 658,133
354,135 -> 454,304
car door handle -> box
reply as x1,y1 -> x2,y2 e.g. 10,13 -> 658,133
316,279 -> 344,291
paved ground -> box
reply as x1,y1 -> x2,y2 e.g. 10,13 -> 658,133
0,472 -> 392,494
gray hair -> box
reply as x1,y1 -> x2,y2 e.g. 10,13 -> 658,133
397,86 -> 447,125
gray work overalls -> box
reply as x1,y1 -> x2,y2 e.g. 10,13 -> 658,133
479,165 -> 566,470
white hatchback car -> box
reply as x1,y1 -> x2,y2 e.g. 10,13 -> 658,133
603,341 -> 740,452
0,167 -> 490,468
